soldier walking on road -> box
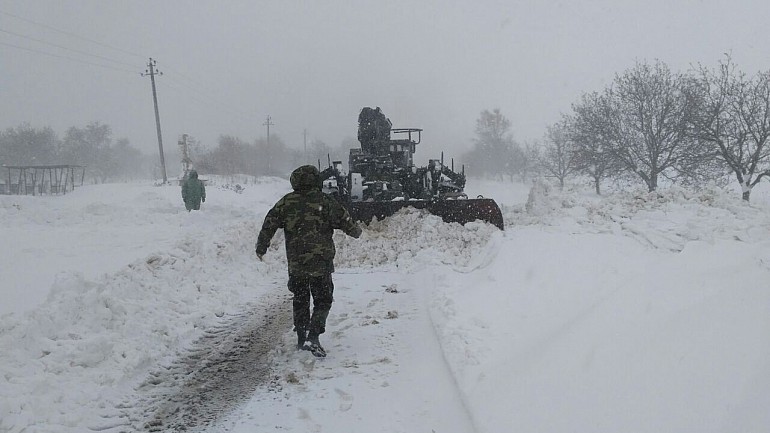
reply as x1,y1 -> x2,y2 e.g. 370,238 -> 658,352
255,165 -> 362,357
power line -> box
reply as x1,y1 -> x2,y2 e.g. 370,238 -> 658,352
2,37 -> 260,134
162,74 -> 259,124
161,63 -> 263,119
162,65 -> 216,94
0,10 -> 266,136
0,10 -> 276,147
0,40 -> 137,74
0,9 -> 145,59
0,27 -> 138,69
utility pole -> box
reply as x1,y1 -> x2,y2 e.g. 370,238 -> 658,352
263,115 -> 274,175
303,128 -> 308,164
142,58 -> 167,183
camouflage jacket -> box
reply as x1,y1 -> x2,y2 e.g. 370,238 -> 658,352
256,166 -> 361,276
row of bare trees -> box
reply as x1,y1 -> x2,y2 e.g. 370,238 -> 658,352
538,57 -> 770,201
1,119 -> 358,183
195,134 -> 354,177
465,58 -> 770,201
0,122 -> 149,183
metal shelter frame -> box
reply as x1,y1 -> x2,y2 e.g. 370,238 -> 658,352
1,165 -> 86,195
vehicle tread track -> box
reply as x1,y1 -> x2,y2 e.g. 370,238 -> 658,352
115,294 -> 293,432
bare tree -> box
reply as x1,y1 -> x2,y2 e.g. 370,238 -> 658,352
308,138 -> 332,167
110,138 -> 145,181
60,122 -> 114,183
0,123 -> 58,165
514,140 -> 541,183
464,109 -> 517,179
255,134 -> 291,176
539,122 -> 578,189
604,60 -> 702,191
693,56 -> 770,201
219,135 -> 248,174
567,92 -> 623,194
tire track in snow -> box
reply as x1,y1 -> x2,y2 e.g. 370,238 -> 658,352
421,271 -> 480,433
115,293 -> 293,432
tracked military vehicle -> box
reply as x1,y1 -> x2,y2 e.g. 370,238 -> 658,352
320,107 -> 504,230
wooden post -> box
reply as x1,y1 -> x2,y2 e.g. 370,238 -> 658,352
31,169 -> 37,196
54,167 -> 60,194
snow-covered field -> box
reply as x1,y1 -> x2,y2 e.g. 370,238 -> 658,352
2,176 -> 770,433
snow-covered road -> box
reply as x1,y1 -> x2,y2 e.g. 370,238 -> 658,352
3,177 -> 770,433
213,270 -> 478,433
1,177 -> 498,433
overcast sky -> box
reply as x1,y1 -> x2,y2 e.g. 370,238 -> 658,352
2,0 -> 770,162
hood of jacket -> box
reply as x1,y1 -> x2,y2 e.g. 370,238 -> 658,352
290,165 -> 320,192
188,170 -> 198,179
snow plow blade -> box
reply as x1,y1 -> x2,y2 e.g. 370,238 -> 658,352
349,198 -> 505,230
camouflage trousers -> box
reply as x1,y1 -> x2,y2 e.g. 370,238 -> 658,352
288,273 -> 334,337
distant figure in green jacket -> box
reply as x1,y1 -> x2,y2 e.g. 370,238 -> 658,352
182,170 -> 206,211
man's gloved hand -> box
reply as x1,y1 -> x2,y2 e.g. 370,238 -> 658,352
255,243 -> 265,261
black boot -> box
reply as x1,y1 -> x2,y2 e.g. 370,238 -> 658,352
295,329 -> 307,350
303,333 -> 326,358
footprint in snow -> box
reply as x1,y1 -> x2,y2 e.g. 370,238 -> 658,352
335,388 -> 353,412
367,298 -> 381,307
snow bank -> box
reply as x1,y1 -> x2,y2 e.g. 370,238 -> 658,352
429,180 -> 770,433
